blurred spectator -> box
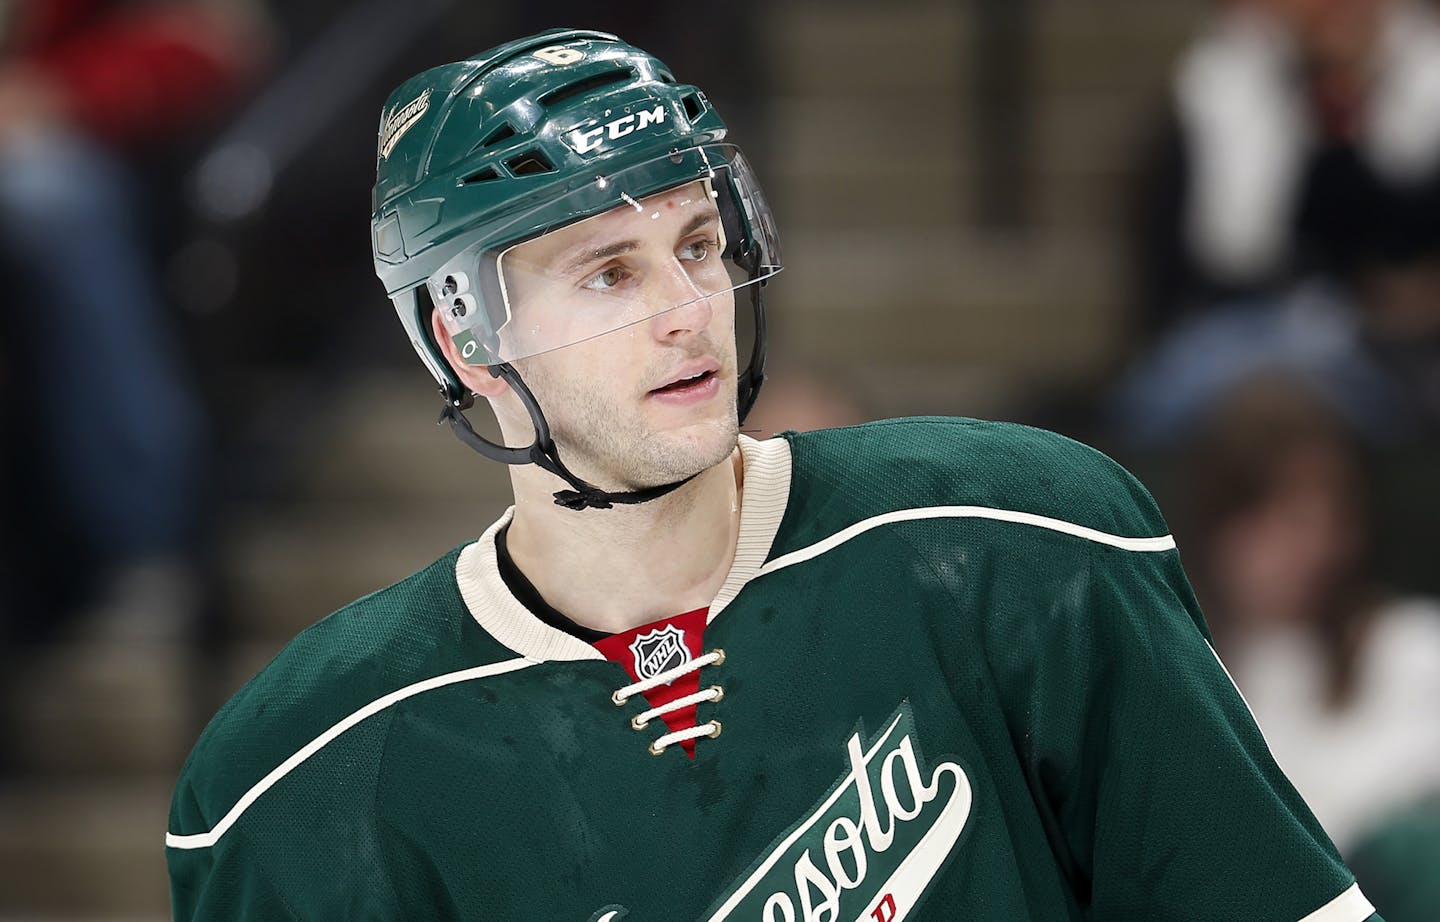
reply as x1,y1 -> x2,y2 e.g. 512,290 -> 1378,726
1125,0 -> 1440,436
1175,380 -> 1440,877
1139,0 -> 1440,318
1107,280 -> 1416,445
0,0 -> 268,645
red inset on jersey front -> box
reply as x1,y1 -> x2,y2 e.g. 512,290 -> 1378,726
593,607 -> 710,757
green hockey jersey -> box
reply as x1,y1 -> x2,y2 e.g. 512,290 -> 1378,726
167,418 -> 1381,921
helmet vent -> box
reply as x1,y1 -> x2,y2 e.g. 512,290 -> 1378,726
461,165 -> 501,184
682,94 -> 703,121
506,151 -> 554,176
539,68 -> 634,110
478,123 -> 517,150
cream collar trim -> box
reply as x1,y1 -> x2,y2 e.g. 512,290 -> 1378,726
454,434 -> 793,662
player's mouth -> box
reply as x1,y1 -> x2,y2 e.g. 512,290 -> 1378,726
647,361 -> 721,405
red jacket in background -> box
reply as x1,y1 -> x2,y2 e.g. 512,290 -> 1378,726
7,0 -> 266,146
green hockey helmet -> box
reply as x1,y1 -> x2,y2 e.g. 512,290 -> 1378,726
370,29 -> 781,510
371,28 -> 779,402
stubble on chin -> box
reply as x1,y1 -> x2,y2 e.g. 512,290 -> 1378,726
517,357 -> 740,491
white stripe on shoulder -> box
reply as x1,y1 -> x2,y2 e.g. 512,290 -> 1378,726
166,657 -> 538,850
1297,883 -> 1375,922
757,505 -> 1176,578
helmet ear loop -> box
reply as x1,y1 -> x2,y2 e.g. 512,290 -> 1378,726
488,364 -> 595,490
438,364 -> 645,510
436,383 -> 530,466
436,363 -> 592,488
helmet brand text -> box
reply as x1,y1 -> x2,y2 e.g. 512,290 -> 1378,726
569,105 -> 668,155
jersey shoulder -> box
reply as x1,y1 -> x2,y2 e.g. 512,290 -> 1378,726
168,544 -> 509,839
774,416 -> 1168,557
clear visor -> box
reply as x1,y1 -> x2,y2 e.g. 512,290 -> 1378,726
425,145 -> 780,365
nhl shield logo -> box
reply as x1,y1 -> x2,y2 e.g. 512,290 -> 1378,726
629,625 -> 689,681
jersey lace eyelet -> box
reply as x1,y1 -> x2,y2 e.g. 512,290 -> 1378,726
612,649 -> 730,755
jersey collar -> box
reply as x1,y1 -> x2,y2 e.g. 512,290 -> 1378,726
455,434 -> 793,662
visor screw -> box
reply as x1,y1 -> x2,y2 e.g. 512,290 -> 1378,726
441,275 -> 459,297
669,149 -> 684,164
450,298 -> 467,319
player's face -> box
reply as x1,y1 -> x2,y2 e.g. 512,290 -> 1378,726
501,181 -> 740,489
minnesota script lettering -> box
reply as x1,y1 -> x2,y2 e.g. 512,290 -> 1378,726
705,703 -> 972,922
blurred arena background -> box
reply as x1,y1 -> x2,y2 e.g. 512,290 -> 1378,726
2,0 -> 1438,918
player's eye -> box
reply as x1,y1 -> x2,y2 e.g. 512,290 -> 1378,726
581,265 -> 628,291
678,239 -> 715,262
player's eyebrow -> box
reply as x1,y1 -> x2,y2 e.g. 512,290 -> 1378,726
675,209 -> 719,241
561,239 -> 639,276
558,209 -> 719,276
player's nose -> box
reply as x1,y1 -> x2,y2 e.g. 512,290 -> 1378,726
648,262 -> 714,338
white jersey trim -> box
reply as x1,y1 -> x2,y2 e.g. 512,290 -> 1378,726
1297,882 -> 1375,922
457,512 -> 605,664
711,434 -> 792,619
165,657 -> 538,850
757,505 -> 1176,578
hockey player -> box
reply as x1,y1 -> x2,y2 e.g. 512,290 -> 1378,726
167,29 -> 1383,921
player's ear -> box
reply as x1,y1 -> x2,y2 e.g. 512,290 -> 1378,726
431,308 -> 508,398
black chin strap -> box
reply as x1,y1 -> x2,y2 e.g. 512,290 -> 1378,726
550,477 -> 696,511
437,363 -> 697,511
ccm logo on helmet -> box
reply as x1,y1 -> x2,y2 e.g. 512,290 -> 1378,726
568,105 -> 667,155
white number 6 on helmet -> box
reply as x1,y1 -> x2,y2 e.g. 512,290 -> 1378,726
532,46 -> 585,66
